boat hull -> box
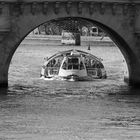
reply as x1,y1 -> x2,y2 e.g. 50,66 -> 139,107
58,68 -> 87,77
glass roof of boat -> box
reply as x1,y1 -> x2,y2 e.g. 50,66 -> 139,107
47,49 -> 102,62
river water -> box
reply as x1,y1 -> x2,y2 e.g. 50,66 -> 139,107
0,38 -> 140,140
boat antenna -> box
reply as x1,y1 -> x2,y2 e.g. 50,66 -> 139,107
88,43 -> 90,50
87,33 -> 91,50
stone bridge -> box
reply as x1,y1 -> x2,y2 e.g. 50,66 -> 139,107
0,0 -> 140,87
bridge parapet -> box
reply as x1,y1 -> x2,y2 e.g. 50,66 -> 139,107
0,1 -> 139,16
0,0 -> 140,3
0,1 -> 139,18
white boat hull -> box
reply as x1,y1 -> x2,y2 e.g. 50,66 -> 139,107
58,68 -> 87,77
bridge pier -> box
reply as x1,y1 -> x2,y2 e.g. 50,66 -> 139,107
0,55 -> 9,88
125,66 -> 140,87
0,73 -> 8,88
123,31 -> 140,87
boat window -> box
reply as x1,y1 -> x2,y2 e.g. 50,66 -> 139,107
68,64 -> 73,69
54,58 -> 62,67
73,64 -> 79,69
84,57 -> 105,76
99,62 -> 104,68
62,61 -> 67,70
68,57 -> 79,70
47,59 -> 56,67
68,57 -> 79,63
45,56 -> 63,76
47,56 -> 63,68
80,61 -> 84,70
85,58 -> 92,68
96,62 -> 104,68
91,60 -> 97,68
62,57 -> 81,70
96,62 -> 100,68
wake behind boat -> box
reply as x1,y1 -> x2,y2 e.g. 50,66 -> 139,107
40,49 -> 107,81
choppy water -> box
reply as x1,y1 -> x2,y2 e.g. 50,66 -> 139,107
0,39 -> 140,140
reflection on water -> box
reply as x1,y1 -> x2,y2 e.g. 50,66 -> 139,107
0,40 -> 140,139
1,85 -> 140,140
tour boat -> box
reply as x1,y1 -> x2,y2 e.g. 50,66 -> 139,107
40,49 -> 107,81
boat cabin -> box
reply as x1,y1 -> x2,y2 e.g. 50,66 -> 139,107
41,49 -> 107,81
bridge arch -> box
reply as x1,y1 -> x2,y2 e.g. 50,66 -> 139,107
11,16 -> 133,73
1,5 -> 139,87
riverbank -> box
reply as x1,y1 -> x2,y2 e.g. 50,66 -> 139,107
23,35 -> 115,47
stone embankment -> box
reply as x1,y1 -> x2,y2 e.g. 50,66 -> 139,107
23,35 -> 115,47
